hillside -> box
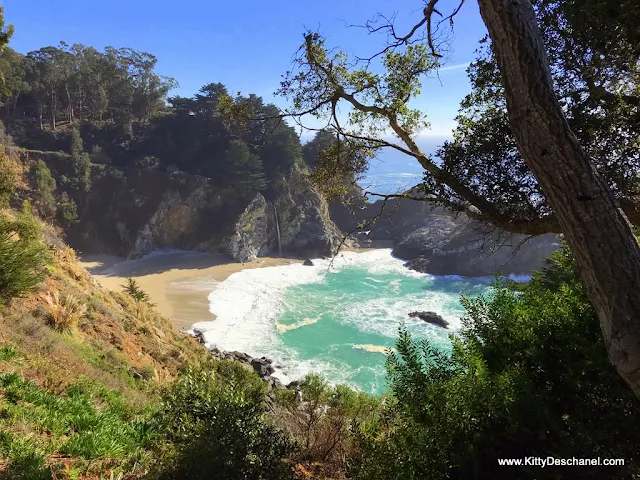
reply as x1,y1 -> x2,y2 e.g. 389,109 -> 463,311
0,146 -> 211,477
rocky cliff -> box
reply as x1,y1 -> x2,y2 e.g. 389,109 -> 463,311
221,164 -> 342,262
27,150 -> 342,262
330,191 -> 561,276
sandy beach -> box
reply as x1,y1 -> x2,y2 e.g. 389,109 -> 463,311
79,251 -> 300,331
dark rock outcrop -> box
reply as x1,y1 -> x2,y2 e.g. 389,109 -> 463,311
303,259 -> 314,266
64,160 -> 341,262
251,357 -> 276,377
209,347 -> 286,390
408,311 -> 449,328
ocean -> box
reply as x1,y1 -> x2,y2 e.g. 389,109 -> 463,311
355,137 -> 443,196
192,249 -> 493,395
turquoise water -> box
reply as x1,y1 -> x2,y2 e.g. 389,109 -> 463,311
195,250 -> 492,395
276,266 -> 491,394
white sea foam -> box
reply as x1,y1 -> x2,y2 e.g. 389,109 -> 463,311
276,317 -> 319,333
340,291 -> 464,338
191,249 -> 489,389
190,250 -> 433,383
508,273 -> 532,283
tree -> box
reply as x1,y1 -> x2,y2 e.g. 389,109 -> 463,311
154,363 -> 294,480
69,127 -> 90,194
122,277 -> 154,319
280,1 -> 640,396
32,160 -> 56,218
475,0 -> 640,397
0,7 -> 15,96
222,139 -> 267,192
302,130 -> 337,168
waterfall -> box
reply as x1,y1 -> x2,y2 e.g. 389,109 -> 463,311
273,202 -> 282,257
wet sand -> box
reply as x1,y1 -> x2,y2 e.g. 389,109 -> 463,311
79,251 -> 300,331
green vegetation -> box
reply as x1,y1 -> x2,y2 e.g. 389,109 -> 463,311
0,146 -> 17,207
0,202 -> 51,304
55,191 -> 78,226
350,246 -> 640,479
68,127 -> 91,194
152,362 -> 294,479
0,3 -> 638,479
31,159 -> 56,218
122,277 -> 155,320
0,371 -> 154,478
0,42 -> 304,195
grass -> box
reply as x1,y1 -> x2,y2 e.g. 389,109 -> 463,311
0,371 -> 157,476
0,344 -> 19,361
42,290 -> 87,332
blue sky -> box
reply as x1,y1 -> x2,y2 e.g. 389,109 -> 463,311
3,0 -> 487,141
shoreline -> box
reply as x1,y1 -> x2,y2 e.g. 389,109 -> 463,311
79,251 -> 302,331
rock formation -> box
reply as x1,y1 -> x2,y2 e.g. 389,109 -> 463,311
67,162 -> 341,262
331,189 -> 561,276
408,311 -> 449,328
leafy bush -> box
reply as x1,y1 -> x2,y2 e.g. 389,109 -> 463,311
275,374 -> 379,475
152,362 -> 294,479
0,144 -> 18,208
350,246 -> 640,479
31,159 -> 57,218
56,191 -> 78,226
0,202 -> 51,304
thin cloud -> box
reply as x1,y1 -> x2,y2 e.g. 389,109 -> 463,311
437,62 -> 471,72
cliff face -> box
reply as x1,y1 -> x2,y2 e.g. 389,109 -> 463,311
64,161 -> 341,262
222,163 -> 342,262
331,191 -> 561,276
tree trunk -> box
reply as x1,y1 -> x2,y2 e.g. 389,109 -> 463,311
65,83 -> 74,123
477,0 -> 640,396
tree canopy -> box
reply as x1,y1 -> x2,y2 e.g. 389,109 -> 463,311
0,41 -> 306,194
278,0 -> 640,235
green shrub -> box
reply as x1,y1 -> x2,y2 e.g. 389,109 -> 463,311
31,159 -> 57,218
0,372 -> 155,463
0,344 -> 19,361
152,362 -> 294,479
350,246 -> 640,480
275,374 -> 379,474
0,145 -> 18,208
56,191 -> 78,226
0,202 -> 51,304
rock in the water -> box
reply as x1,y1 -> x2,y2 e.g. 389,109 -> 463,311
404,256 -> 430,274
408,311 -> 449,328
303,258 -> 314,266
